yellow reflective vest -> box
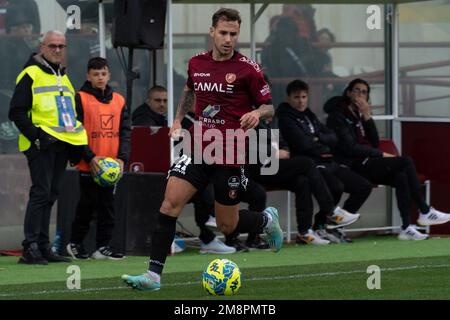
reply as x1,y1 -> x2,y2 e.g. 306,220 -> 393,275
16,65 -> 87,151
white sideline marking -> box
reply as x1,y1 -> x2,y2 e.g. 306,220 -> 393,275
1,263 -> 450,298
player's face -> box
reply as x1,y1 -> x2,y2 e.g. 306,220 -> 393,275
87,67 -> 110,91
209,19 -> 240,60
287,90 -> 309,112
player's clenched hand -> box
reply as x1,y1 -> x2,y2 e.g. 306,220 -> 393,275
169,120 -> 183,140
240,110 -> 260,129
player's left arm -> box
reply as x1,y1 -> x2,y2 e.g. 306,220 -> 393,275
240,103 -> 274,130
240,66 -> 274,129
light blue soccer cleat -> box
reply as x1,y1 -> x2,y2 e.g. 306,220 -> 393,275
263,207 -> 283,253
121,273 -> 161,291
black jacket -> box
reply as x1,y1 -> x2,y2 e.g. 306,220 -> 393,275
276,102 -> 337,162
9,53 -> 66,146
76,81 -> 131,164
131,103 -> 167,127
324,96 -> 383,166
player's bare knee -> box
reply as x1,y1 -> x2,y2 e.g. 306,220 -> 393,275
160,198 -> 181,216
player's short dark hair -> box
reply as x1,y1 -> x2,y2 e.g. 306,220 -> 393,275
147,85 -> 167,98
286,79 -> 309,96
343,78 -> 371,101
212,8 -> 241,27
87,57 -> 109,71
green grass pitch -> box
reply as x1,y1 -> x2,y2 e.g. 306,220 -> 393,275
1,236 -> 450,300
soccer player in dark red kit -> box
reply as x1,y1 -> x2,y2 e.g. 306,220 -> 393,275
121,8 -> 283,291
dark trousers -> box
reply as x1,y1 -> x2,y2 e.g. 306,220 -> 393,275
353,156 -> 429,228
315,161 -> 372,227
22,142 -> 70,249
192,180 -> 267,244
69,172 -> 115,249
252,156 -> 335,234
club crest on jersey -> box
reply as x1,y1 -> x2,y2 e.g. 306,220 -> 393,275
202,104 -> 221,118
225,73 -> 236,84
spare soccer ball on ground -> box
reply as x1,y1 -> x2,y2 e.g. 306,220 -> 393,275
202,258 -> 241,296
93,157 -> 121,187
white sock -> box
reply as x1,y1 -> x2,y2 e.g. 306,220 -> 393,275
147,270 -> 161,283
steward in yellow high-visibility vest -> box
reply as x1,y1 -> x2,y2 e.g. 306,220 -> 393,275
9,31 -> 87,265
13,56 -> 87,151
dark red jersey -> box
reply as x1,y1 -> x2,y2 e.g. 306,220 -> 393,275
186,50 -> 272,166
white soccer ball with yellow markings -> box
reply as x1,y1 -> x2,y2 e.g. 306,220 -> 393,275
202,258 -> 241,296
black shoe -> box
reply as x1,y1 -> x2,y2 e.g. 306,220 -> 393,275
41,247 -> 72,263
245,234 -> 270,250
326,227 -> 353,243
92,246 -> 125,260
66,243 -> 89,260
18,243 -> 48,265
225,238 -> 249,252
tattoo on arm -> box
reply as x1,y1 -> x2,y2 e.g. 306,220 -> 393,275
175,88 -> 194,122
181,90 -> 194,114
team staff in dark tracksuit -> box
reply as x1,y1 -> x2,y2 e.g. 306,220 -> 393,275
247,121 -> 336,244
9,30 -> 88,265
325,78 -> 450,240
277,79 -> 372,235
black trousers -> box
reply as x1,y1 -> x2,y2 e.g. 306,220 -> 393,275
22,142 -> 70,249
192,180 -> 267,244
69,172 -> 115,249
314,161 -> 372,227
252,156 -> 335,234
352,156 -> 429,228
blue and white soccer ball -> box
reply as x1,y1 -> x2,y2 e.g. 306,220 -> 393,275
202,258 -> 241,296
93,157 -> 121,187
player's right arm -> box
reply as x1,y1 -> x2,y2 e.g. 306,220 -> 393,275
169,85 -> 195,138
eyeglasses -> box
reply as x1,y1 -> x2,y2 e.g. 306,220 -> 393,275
352,88 -> 368,95
47,44 -> 66,50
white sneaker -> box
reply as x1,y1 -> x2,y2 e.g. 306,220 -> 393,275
200,237 -> 236,254
327,206 -> 360,229
417,207 -> 450,226
205,216 -> 217,229
296,229 -> 330,245
398,226 -> 429,241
